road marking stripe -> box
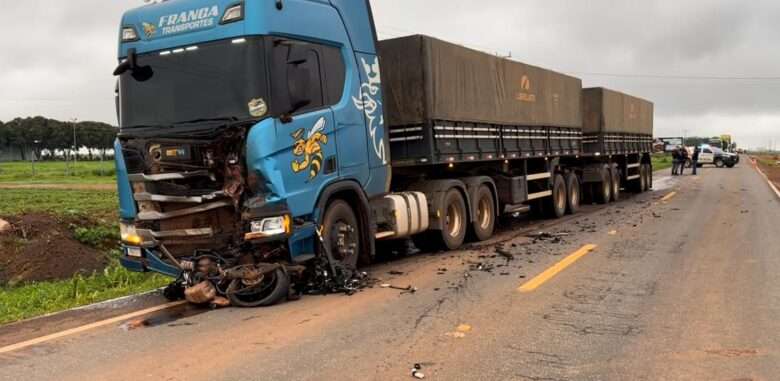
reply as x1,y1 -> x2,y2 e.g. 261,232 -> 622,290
518,244 -> 597,292
661,191 -> 677,202
0,301 -> 187,355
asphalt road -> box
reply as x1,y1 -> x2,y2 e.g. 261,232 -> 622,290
2,161 -> 779,381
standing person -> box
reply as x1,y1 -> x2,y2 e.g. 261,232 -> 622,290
692,146 -> 701,175
671,147 -> 680,176
679,146 -> 689,175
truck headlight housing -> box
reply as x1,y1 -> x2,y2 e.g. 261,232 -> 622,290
120,222 -> 143,246
121,26 -> 139,42
221,3 -> 244,24
245,215 -> 291,240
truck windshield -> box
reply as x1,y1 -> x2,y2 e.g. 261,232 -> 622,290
119,37 -> 268,129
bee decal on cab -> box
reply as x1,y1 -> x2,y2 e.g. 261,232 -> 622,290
141,22 -> 157,38
291,117 -> 329,180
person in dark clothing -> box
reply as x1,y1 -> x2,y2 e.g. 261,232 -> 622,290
679,147 -> 689,175
692,146 -> 701,175
671,148 -> 680,176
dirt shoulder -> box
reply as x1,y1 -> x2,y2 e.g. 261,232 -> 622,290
0,213 -> 108,285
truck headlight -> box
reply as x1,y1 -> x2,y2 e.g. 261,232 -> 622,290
121,27 -> 139,42
246,215 -> 291,240
120,222 -> 143,246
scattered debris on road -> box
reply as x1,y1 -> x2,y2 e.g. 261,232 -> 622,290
381,284 -> 418,294
411,364 -> 425,379
495,245 -> 515,261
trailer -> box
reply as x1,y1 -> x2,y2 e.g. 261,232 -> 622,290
113,0 -> 654,307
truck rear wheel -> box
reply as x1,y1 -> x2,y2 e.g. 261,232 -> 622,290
565,172 -> 581,215
610,166 -> 620,202
415,188 -> 467,251
595,167 -> 611,205
321,200 -> 360,271
642,164 -> 651,192
715,158 -> 725,168
470,185 -> 496,242
543,174 -> 567,219
637,165 -> 647,193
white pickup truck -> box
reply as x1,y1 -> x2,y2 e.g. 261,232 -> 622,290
689,145 -> 739,168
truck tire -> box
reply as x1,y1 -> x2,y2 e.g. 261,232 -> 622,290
595,167 -> 611,205
610,166 -> 620,202
646,164 -> 654,190
321,200 -> 360,271
726,162 -> 735,168
715,158 -> 725,168
543,174 -> 567,219
227,267 -> 290,307
469,185 -> 496,242
415,188 -> 468,251
565,172 -> 581,215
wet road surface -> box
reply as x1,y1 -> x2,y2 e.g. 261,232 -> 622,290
1,161 -> 778,381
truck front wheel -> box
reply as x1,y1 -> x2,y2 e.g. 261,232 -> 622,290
470,185 -> 496,242
715,158 -> 725,168
321,200 -> 360,271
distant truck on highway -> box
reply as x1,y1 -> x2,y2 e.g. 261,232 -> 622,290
113,0 -> 655,306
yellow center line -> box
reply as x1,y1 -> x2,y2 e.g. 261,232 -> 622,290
661,191 -> 677,202
0,300 -> 187,355
518,244 -> 597,293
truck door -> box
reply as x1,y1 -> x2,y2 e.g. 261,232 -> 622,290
269,39 -> 339,218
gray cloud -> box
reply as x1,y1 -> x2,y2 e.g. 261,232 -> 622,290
1,0 -> 778,148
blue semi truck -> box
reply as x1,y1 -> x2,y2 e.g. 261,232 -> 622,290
114,0 -> 654,306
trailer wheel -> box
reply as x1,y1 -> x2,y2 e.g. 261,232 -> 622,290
321,200 -> 360,271
469,185 -> 496,242
610,166 -> 620,202
565,172 -> 581,215
543,174 -> 567,219
595,167 -> 611,205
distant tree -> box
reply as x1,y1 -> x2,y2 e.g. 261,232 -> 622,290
0,117 -> 118,161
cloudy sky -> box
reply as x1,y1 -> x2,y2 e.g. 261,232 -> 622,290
1,0 -> 779,149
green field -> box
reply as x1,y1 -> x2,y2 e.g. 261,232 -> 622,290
651,153 -> 673,171
0,187 -> 170,325
0,161 -> 116,184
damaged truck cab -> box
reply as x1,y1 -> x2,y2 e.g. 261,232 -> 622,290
116,0 -> 391,305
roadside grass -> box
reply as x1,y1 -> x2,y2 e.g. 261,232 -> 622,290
0,188 -> 172,325
652,153 -> 673,171
0,188 -> 118,219
0,259 -> 170,325
754,155 -> 779,167
0,161 -> 116,184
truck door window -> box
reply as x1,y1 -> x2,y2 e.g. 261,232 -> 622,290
269,39 -> 346,115
270,40 -> 324,115
319,45 -> 346,105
